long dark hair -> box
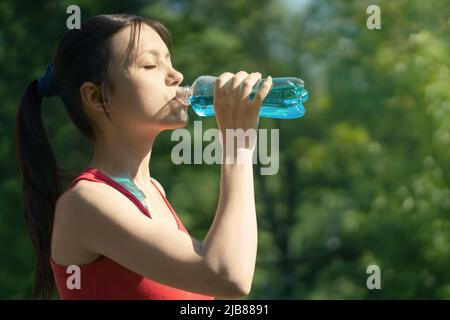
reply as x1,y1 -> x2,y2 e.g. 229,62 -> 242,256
15,14 -> 172,299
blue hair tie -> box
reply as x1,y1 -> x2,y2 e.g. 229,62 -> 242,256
37,64 -> 58,97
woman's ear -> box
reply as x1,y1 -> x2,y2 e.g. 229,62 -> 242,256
80,82 -> 111,114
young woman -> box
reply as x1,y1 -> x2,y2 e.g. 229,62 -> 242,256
16,14 -> 272,300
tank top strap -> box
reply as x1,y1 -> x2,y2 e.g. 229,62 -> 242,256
64,167 -> 152,219
150,179 -> 187,233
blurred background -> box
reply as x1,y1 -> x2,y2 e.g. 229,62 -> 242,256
0,0 -> 449,299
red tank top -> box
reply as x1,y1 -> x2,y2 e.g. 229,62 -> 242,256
50,167 -> 215,300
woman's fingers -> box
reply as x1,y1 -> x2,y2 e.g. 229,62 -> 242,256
240,72 -> 262,101
230,71 -> 249,99
214,72 -> 234,99
252,76 -> 272,106
213,70 -> 270,132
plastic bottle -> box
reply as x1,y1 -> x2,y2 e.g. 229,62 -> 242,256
176,76 -> 309,119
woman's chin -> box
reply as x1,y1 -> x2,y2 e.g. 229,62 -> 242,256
164,112 -> 190,130
174,114 -> 190,128
152,101 -> 190,130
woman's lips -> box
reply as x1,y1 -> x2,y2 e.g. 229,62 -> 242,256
172,96 -> 189,109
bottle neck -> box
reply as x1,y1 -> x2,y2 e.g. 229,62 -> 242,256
176,85 -> 193,105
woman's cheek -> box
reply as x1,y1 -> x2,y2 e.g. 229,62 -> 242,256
138,85 -> 167,110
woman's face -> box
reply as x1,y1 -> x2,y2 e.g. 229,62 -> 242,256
106,24 -> 188,136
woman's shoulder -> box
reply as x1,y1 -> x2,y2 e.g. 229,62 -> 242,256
52,177 -> 150,265
53,180 -> 126,242
56,178 -> 140,220
57,179 -> 111,209
52,180 -> 110,265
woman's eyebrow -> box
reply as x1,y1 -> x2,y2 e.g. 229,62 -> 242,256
139,49 -> 171,58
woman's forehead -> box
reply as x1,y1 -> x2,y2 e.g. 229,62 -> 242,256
110,24 -> 168,66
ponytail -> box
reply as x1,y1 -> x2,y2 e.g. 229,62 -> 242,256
16,79 -> 62,299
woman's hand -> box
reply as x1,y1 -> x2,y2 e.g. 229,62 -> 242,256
213,71 -> 272,133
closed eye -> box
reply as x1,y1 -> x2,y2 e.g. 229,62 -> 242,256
144,65 -> 156,69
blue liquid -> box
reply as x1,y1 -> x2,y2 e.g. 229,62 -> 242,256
188,78 -> 309,119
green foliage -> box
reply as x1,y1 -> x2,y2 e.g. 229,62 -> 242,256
0,0 -> 449,299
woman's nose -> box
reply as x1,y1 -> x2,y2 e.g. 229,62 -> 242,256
166,68 -> 184,87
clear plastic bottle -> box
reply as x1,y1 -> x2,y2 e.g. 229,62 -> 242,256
176,76 -> 309,119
